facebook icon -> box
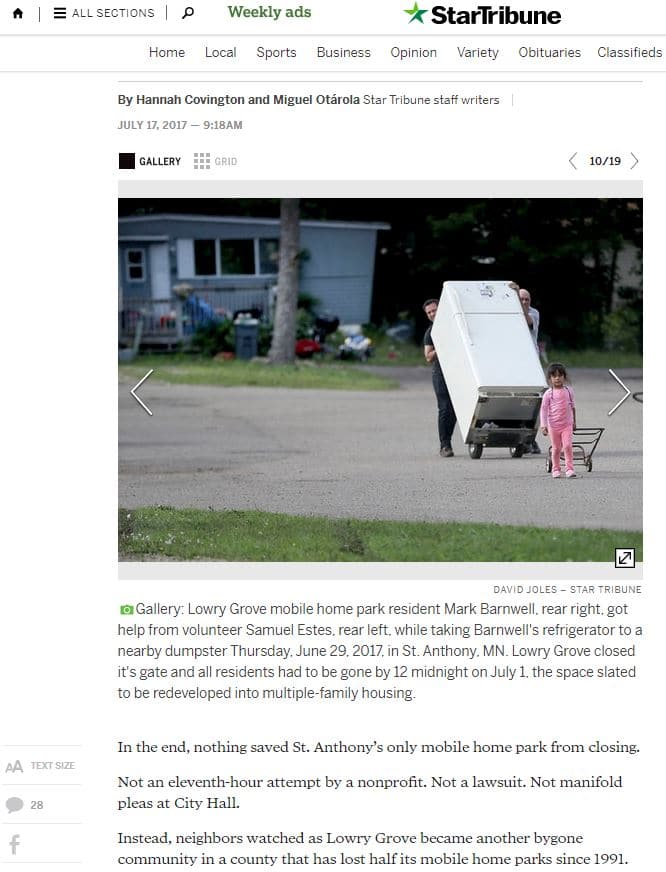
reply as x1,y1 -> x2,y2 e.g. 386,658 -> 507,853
9,834 -> 20,855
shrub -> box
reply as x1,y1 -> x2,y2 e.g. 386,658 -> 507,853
602,306 -> 641,353
296,308 -> 315,339
257,323 -> 273,356
297,290 -> 320,313
192,320 -> 234,356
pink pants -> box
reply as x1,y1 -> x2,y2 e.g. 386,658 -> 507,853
550,426 -> 574,475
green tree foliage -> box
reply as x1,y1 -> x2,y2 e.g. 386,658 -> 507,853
371,198 -> 642,349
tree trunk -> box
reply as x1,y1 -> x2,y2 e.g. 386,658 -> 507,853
269,199 -> 300,364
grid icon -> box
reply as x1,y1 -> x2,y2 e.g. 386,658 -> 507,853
118,152 -> 136,170
194,152 -> 211,170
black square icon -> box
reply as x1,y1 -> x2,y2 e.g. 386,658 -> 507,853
615,548 -> 636,569
119,152 -> 136,170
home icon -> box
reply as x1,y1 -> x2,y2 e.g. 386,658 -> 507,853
13,8 -> 24,17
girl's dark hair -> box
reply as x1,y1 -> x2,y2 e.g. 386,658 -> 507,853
546,362 -> 568,380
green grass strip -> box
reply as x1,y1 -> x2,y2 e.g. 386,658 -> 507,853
547,349 -> 642,368
119,507 -> 642,563
120,357 -> 398,391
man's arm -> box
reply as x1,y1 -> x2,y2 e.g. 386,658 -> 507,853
424,344 -> 437,364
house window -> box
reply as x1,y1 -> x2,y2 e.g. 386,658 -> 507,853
190,237 -> 280,276
194,239 -> 217,275
258,239 -> 280,274
126,248 -> 145,282
220,239 -> 255,275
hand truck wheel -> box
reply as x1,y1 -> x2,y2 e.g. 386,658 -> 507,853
469,443 -> 483,459
510,445 -> 525,458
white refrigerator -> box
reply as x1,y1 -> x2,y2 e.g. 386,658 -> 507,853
430,280 -> 547,457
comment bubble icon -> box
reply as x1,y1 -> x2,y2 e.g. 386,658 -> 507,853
6,797 -> 24,814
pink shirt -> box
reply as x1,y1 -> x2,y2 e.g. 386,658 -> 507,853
541,385 -> 575,430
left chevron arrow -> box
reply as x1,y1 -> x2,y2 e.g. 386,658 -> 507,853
130,369 -> 154,416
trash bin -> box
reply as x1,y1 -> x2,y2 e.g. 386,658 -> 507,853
234,315 -> 259,360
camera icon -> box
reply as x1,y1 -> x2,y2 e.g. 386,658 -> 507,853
120,604 -> 135,616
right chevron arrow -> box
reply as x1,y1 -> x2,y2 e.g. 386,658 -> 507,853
607,369 -> 632,416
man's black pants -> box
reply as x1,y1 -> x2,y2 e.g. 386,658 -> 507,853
432,364 -> 457,449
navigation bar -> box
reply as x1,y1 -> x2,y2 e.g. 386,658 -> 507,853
1,36 -> 665,71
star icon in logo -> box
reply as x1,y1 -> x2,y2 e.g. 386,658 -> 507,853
404,3 -> 428,23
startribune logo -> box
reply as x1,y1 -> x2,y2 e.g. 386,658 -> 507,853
404,3 -> 428,22
403,5 -> 562,25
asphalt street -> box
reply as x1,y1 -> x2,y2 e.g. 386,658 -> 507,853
119,367 -> 642,531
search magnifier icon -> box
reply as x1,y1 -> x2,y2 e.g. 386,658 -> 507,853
182,6 -> 194,18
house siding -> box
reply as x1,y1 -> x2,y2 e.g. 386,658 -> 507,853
300,226 -> 378,323
119,215 -> 387,322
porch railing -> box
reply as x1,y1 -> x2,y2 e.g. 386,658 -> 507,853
119,286 -> 273,347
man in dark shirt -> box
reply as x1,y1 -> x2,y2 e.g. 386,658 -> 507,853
423,298 -> 457,457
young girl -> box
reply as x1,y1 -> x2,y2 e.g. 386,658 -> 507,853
541,363 -> 577,479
